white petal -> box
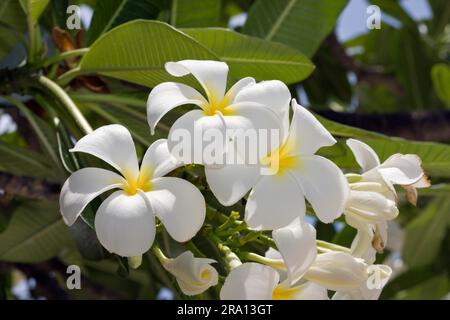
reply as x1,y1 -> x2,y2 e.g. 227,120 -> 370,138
378,154 -> 425,185
205,164 -> 260,206
345,190 -> 399,223
333,265 -> 392,300
227,101 -> 285,150
71,125 -> 139,181
273,219 -> 317,284
145,177 -> 205,242
304,252 -> 368,291
163,251 -> 218,296
225,77 -> 256,104
346,139 -> 381,172
245,174 -> 305,230
220,263 -> 279,300
165,60 -> 228,102
290,155 -> 349,223
234,80 -> 291,135
140,139 -> 183,179
94,191 -> 155,257
147,82 -> 207,134
167,110 -> 226,165
345,215 -> 377,264
280,282 -> 329,300
284,100 -> 336,156
60,168 -> 125,226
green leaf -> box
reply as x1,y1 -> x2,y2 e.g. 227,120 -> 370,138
0,200 -> 75,263
9,97 -> 65,179
80,20 -> 217,88
242,0 -> 349,57
431,63 -> 450,107
85,0 -> 164,45
316,114 -> 450,177
0,141 -> 56,180
403,198 -> 450,268
19,0 -> 50,25
171,0 -> 221,28
395,273 -> 449,300
0,0 -> 27,59
183,28 -> 315,84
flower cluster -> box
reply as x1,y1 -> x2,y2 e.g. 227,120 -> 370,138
59,60 -> 429,299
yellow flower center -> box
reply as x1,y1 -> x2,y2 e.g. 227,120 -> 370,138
123,168 -> 153,195
262,139 -> 300,176
203,93 -> 234,117
272,285 -> 301,300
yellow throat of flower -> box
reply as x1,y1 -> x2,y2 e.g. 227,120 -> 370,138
203,94 -> 233,116
262,139 -> 300,176
123,168 -> 153,195
272,285 -> 302,300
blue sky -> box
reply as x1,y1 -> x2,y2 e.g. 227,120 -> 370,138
337,0 -> 433,41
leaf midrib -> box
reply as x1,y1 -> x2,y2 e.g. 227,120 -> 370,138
266,0 -> 297,41
0,217 -> 64,259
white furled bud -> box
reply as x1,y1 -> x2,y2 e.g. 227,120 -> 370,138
304,252 -> 369,292
161,251 -> 218,296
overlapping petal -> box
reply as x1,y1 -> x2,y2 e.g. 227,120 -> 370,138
284,100 -> 336,157
378,154 -> 424,185
273,219 -> 317,284
220,263 -> 279,300
60,168 -> 125,226
346,139 -> 380,172
94,191 -> 155,257
245,174 -> 305,230
145,177 -> 205,242
147,82 -> 207,134
140,139 -> 183,179
165,60 -> 228,101
290,155 -> 349,223
70,124 -> 139,181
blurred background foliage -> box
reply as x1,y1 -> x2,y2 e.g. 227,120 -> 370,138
0,0 -> 449,300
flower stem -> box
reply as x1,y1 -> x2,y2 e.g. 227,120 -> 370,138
239,252 -> 286,271
38,75 -> 93,135
43,48 -> 89,68
151,245 -> 169,264
316,240 -> 350,253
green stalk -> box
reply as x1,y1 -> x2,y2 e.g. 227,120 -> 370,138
43,48 -> 89,68
38,75 -> 93,135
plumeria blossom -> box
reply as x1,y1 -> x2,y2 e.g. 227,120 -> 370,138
345,139 -> 430,262
244,100 -> 349,230
160,251 -> 218,296
346,138 -> 430,206
221,219 -> 374,299
59,125 -> 206,257
147,59 -> 287,206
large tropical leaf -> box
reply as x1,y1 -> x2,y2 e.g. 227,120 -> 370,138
0,200 -> 74,263
0,141 -> 56,180
242,0 -> 349,57
171,0 -> 221,28
316,114 -> 450,177
403,198 -> 450,268
85,0 -> 164,45
184,28 -> 314,84
80,20 -> 217,88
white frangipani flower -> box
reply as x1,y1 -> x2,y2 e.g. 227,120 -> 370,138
346,138 -> 430,206
244,100 -> 349,230
59,125 -> 206,257
161,251 -> 218,296
147,59 -> 287,206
